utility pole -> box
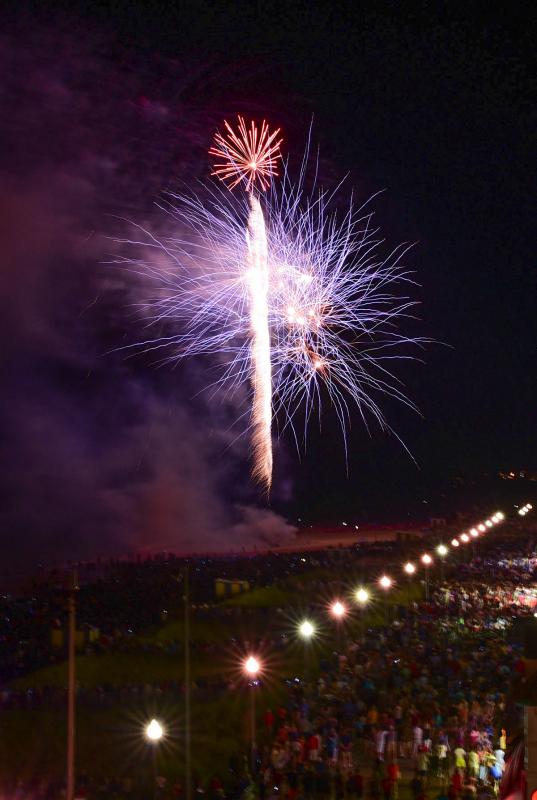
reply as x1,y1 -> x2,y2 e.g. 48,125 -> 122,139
67,570 -> 78,800
184,566 -> 192,800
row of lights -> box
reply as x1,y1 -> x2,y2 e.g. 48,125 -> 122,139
146,507 -> 530,744
449,511 -> 505,548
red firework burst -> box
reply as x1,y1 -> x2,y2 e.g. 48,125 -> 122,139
209,116 -> 283,192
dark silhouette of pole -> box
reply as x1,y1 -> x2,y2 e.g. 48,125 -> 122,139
250,683 -> 256,774
67,570 -> 78,800
184,566 -> 192,800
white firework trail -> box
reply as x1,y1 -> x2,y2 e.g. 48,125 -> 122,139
113,123 -> 427,488
246,193 -> 273,487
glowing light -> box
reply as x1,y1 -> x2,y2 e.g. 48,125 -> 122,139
209,116 -> 283,192
497,511 -> 505,520
470,530 -> 479,538
451,538 -> 460,547
460,533 -> 470,543
145,719 -> 164,742
122,125 -> 426,490
421,553 -> 432,566
355,587 -> 370,605
485,520 -> 493,528
404,562 -> 416,574
436,544 -> 448,557
528,504 -> 533,510
379,575 -> 392,590
244,655 -> 261,676
247,194 -> 272,487
298,620 -> 315,639
478,524 -> 486,532
330,600 -> 347,618
519,508 -> 527,516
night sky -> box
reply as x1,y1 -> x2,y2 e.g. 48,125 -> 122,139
1,2 -> 535,569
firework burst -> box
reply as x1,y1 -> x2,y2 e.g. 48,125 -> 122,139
209,116 -> 283,192
115,122 -> 425,489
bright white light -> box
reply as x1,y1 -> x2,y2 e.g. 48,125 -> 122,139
404,562 -> 416,574
330,600 -> 347,618
478,524 -> 486,532
421,553 -> 432,566
145,719 -> 164,742
355,588 -> 369,605
485,520 -> 493,528
528,504 -> 533,511
436,545 -> 448,557
470,528 -> 479,536
519,508 -> 527,516
497,512 -> 505,520
379,575 -> 392,590
299,620 -> 315,639
244,655 -> 261,675
451,538 -> 460,548
460,533 -> 470,543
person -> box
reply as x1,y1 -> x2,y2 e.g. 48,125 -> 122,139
454,745 -> 466,776
468,750 -> 480,783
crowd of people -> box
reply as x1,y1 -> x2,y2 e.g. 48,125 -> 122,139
0,521 -> 535,798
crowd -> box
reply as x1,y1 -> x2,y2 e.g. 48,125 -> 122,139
0,521 -> 535,798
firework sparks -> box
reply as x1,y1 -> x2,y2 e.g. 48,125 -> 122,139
246,193 -> 273,487
209,116 -> 283,192
116,124 -> 426,489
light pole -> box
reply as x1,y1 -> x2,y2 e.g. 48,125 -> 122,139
378,575 -> 392,625
355,588 -> 369,640
244,656 -> 261,774
421,554 -> 432,600
436,545 -> 448,582
329,600 -> 347,648
403,562 -> 415,606
183,567 -> 192,800
145,718 -> 164,799
66,570 -> 78,800
298,619 -> 315,682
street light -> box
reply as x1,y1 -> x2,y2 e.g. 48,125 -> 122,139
436,545 -> 448,557
355,588 -> 370,605
478,524 -> 486,532
145,719 -> 164,742
421,554 -> 432,600
460,533 -> 470,543
330,600 -> 347,619
485,520 -> 493,528
378,575 -> 392,625
404,562 -> 416,575
470,529 -> 479,538
243,656 -> 261,774
298,620 -> 315,639
451,538 -> 460,548
379,575 -> 392,590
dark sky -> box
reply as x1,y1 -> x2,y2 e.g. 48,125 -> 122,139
1,2 -> 535,568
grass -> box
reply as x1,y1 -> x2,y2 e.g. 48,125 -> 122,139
6,573 -> 424,784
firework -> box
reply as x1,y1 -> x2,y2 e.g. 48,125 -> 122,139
209,116 -> 283,192
116,120 -> 425,489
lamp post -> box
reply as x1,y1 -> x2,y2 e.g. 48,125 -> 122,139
244,656 -> 261,775
436,545 -> 448,582
330,601 -> 347,648
403,562 -> 415,607
378,575 -> 392,625
421,554 -> 433,601
66,570 -> 78,800
355,588 -> 369,640
145,719 -> 164,799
